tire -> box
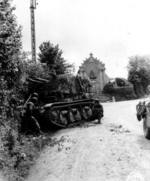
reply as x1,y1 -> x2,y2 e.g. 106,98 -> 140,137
143,117 -> 150,139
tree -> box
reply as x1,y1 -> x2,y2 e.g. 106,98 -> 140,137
0,0 -> 22,89
127,55 -> 150,95
0,0 -> 23,121
38,41 -> 75,75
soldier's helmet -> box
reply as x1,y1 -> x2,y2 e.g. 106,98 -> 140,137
32,92 -> 39,98
30,97 -> 38,104
94,98 -> 99,104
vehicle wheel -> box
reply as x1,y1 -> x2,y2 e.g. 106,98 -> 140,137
69,111 -> 75,123
143,117 -> 150,139
42,109 -> 52,128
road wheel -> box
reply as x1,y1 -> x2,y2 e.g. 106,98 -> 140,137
43,109 -> 52,127
143,117 -> 150,139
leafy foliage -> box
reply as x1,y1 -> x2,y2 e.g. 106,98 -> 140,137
38,41 -> 75,74
127,55 -> 150,96
103,79 -> 136,101
0,0 -> 22,89
19,59 -> 50,80
0,1 -> 44,180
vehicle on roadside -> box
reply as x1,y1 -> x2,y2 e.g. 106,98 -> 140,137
20,73 -> 104,131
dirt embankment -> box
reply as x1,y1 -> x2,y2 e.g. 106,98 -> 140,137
27,99 -> 150,181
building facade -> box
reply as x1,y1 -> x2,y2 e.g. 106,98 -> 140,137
78,53 -> 109,91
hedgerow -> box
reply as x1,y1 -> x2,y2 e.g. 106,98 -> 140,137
103,83 -> 136,101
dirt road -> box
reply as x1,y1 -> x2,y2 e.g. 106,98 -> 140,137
27,99 -> 150,181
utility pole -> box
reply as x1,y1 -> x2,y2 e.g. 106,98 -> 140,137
30,0 -> 37,62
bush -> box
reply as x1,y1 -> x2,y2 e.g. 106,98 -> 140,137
0,82 -> 54,180
103,83 -> 136,101
0,125 -> 54,181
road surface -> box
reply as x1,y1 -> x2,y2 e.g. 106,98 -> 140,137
27,99 -> 150,181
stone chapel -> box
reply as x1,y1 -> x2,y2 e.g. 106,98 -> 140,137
78,53 -> 109,91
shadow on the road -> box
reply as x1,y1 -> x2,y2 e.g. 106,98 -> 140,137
137,135 -> 150,150
51,121 -> 102,137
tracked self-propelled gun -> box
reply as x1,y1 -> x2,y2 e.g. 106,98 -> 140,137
25,73 -> 103,129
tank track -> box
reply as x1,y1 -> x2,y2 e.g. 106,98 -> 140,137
43,99 -> 95,128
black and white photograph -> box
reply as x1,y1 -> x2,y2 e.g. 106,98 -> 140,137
0,0 -> 150,180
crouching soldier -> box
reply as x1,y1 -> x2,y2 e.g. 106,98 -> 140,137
92,99 -> 104,124
26,97 -> 43,134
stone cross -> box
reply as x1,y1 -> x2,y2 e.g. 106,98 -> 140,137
90,53 -> 93,57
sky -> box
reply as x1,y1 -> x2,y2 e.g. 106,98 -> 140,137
12,0 -> 150,78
